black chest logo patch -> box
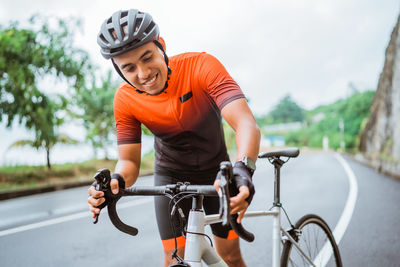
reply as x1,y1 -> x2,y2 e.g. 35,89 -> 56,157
179,91 -> 193,103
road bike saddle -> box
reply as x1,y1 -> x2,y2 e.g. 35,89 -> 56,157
258,147 -> 299,159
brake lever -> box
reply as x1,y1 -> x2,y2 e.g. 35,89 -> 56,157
93,168 -> 112,224
218,161 -> 233,226
92,168 -> 139,236
217,162 -> 255,242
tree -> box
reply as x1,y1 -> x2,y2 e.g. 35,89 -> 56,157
6,95 -> 80,169
269,95 -> 305,123
0,15 -> 92,168
8,133 -> 79,169
73,71 -> 118,159
285,90 -> 375,150
74,69 -> 160,159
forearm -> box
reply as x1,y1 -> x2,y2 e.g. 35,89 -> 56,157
115,159 -> 140,187
221,98 -> 261,162
234,120 -> 261,162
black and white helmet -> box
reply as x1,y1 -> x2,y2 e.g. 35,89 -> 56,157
97,9 -> 159,59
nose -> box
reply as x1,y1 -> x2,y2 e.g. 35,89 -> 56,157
137,64 -> 151,80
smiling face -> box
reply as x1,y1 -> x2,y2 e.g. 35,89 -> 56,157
113,41 -> 168,95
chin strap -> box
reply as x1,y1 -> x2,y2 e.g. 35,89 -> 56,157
154,40 -> 172,93
111,58 -> 140,92
111,40 -> 171,95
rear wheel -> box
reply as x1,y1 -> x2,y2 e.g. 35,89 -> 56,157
281,214 -> 342,267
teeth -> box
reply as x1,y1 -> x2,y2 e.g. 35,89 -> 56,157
144,75 -> 156,85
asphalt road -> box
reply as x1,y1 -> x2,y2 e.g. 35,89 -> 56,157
0,151 -> 399,266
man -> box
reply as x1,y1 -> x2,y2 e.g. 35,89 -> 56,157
88,9 -> 260,267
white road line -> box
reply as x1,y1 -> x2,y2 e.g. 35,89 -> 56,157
0,198 -> 152,237
313,153 -> 358,266
332,153 -> 358,243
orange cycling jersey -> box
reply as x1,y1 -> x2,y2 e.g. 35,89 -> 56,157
114,52 -> 245,172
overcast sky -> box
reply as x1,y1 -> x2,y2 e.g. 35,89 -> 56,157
1,0 -> 399,115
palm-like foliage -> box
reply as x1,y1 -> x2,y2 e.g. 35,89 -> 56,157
8,133 -> 79,169
72,71 -> 118,159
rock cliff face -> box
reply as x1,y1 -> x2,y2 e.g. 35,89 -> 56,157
360,14 -> 400,177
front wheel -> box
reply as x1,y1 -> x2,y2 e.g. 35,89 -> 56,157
281,214 -> 343,267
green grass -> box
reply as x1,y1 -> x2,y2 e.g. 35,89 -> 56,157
0,151 -> 156,192
140,150 -> 155,170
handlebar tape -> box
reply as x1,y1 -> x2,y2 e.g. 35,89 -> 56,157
94,166 -> 254,241
107,199 -> 138,236
220,161 -> 255,242
229,213 -> 255,242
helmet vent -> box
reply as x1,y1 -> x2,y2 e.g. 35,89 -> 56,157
109,29 -> 117,40
121,21 -> 128,37
99,34 -> 108,44
121,10 -> 128,18
110,46 -> 123,54
110,39 -> 140,54
98,9 -> 160,59
126,39 -> 140,48
134,18 -> 143,33
144,21 -> 155,35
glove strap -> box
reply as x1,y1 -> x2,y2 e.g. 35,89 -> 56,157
111,173 -> 126,189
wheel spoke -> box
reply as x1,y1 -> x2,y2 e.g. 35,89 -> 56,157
314,224 -> 320,262
281,215 -> 342,267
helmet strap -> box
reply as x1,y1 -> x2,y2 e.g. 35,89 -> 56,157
153,40 -> 172,93
111,58 -> 144,94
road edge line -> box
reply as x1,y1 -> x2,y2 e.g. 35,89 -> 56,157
333,153 -> 358,243
313,153 -> 358,266
0,198 -> 152,237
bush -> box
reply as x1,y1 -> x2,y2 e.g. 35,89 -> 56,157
282,90 -> 375,150
0,160 -> 108,185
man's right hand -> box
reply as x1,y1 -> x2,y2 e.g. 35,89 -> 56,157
87,178 -> 120,216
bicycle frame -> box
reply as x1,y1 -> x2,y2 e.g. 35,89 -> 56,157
182,156 -> 317,267
184,209 -> 227,266
93,149 -> 325,266
184,202 -> 317,266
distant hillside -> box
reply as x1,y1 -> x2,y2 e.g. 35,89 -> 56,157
287,91 -> 374,149
258,90 -> 375,150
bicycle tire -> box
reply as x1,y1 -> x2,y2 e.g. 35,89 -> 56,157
281,214 -> 343,267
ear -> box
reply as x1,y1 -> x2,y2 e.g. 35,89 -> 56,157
157,37 -> 167,51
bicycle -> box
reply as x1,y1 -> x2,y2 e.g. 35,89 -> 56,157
92,147 -> 343,267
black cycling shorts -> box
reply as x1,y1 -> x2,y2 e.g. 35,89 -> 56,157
153,165 -> 237,249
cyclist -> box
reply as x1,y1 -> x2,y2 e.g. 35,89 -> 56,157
88,9 -> 260,267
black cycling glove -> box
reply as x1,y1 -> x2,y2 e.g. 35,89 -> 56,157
91,172 -> 126,193
91,171 -> 126,211
110,173 -> 126,190
232,161 -> 255,205
216,162 -> 255,205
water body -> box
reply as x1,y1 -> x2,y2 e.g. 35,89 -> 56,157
0,122 -> 154,166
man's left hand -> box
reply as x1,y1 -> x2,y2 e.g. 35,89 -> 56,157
213,178 -> 252,224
